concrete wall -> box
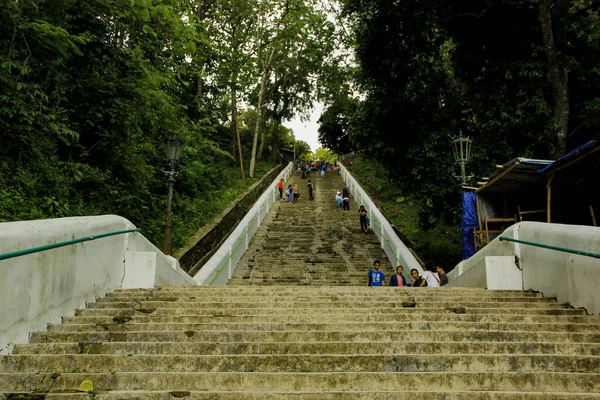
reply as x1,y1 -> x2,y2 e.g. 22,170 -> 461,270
450,256 -> 523,290
449,221 -> 600,314
0,215 -> 195,354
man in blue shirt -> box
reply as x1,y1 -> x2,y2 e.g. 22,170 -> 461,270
367,259 -> 386,287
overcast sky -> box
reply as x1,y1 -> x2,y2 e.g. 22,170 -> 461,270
282,103 -> 324,152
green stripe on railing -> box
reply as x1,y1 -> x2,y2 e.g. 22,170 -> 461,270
499,236 -> 600,259
0,228 -> 142,261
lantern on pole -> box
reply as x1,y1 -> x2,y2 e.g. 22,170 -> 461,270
162,134 -> 185,255
451,130 -> 474,185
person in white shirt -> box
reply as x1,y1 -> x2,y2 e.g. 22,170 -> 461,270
421,263 -> 441,287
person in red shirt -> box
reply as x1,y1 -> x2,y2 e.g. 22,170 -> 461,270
277,179 -> 284,200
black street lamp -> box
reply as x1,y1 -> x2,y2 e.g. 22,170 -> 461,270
451,130 -> 474,185
162,134 -> 185,255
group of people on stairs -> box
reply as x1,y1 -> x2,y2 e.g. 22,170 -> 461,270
276,178 -> 315,203
277,168 -> 448,288
368,260 -> 449,287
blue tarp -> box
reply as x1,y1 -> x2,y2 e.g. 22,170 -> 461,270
461,192 -> 478,260
538,138 -> 596,173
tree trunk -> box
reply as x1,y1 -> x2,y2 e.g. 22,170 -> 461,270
257,109 -> 268,160
249,66 -> 268,178
271,121 -> 280,163
232,90 -> 245,184
538,0 -> 569,158
230,89 -> 237,154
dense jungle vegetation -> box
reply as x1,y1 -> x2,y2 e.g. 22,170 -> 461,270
0,0 -> 337,248
320,0 -> 599,234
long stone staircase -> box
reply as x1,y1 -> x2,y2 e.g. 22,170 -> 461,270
2,169 -> 600,398
229,169 -> 392,285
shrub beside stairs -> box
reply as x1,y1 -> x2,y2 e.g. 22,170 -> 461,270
1,171 -> 599,398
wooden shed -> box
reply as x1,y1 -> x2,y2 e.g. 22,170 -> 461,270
467,138 -> 599,251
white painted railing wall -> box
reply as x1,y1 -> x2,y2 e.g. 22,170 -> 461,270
448,221 -> 600,315
339,162 -> 422,274
195,162 -> 294,285
0,215 -> 196,354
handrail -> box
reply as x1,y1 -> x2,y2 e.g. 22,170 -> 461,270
338,162 -> 422,273
499,236 -> 600,259
0,228 -> 142,261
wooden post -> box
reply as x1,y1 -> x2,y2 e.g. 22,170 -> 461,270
546,173 -> 555,223
590,205 -> 597,227
476,195 -> 483,246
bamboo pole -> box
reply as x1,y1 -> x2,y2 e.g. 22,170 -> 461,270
546,172 -> 555,223
590,205 -> 597,227
477,162 -> 520,193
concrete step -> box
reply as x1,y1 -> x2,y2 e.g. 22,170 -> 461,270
29,329 -> 600,344
2,354 -> 599,374
98,295 -> 556,303
75,306 -> 587,317
226,281 -> 368,286
85,300 -> 572,309
19,390 -> 600,400
63,313 -> 600,325
2,372 -> 599,392
110,288 -> 545,297
14,341 -> 600,356
139,287 -> 543,295
46,321 -> 600,334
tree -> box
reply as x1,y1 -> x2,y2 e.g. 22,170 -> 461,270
293,140 -> 312,161
248,0 -> 294,178
313,147 -> 338,163
318,95 -> 357,155
341,0 -> 600,227
209,0 -> 259,183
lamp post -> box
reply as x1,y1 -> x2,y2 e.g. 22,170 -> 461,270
451,130 -> 474,185
162,134 -> 185,255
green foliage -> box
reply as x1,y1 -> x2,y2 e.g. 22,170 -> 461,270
0,0 -> 280,249
329,0 -> 600,231
312,147 -> 339,163
293,140 -> 312,162
318,95 -> 357,155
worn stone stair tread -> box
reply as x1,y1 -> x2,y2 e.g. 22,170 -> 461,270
2,371 -> 600,392
46,321 -> 600,333
105,292 -> 546,297
14,341 -> 600,356
29,330 -> 600,344
2,353 -> 599,373
74,307 -> 587,316
60,314 -> 600,325
29,391 -> 600,400
86,301 -> 570,309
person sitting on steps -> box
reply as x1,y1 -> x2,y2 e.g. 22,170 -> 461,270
421,262 -> 440,287
436,265 -> 449,286
389,265 -> 408,287
410,268 -> 426,287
